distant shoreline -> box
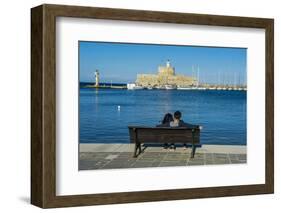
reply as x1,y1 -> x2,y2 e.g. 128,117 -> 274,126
80,82 -> 127,86
80,82 -> 247,91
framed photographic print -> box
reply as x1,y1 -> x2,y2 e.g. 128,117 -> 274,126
31,4 -> 274,208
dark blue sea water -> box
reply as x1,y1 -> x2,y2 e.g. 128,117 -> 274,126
79,88 -> 246,145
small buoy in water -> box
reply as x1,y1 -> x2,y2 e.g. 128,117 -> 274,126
117,105 -> 121,111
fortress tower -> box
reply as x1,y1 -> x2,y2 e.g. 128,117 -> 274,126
158,60 -> 175,76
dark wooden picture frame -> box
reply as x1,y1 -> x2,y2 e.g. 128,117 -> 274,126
31,4 -> 274,208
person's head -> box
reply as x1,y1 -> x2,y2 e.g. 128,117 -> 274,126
162,113 -> 173,124
174,111 -> 182,120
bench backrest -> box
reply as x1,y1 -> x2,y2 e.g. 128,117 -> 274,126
128,126 -> 200,144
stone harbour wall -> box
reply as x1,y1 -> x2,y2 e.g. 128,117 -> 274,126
136,74 -> 196,87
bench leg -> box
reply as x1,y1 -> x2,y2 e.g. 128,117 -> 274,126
133,143 -> 141,157
191,130 -> 196,158
191,144 -> 196,158
133,143 -> 138,158
138,143 -> 142,155
133,128 -> 139,157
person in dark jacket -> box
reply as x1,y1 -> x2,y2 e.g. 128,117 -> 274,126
157,113 -> 174,127
156,113 -> 174,149
170,111 -> 200,149
170,111 -> 198,128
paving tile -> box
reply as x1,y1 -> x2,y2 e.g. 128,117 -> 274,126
131,163 -> 154,168
101,165 -> 124,169
229,154 -> 238,160
230,160 -> 245,164
79,161 -> 102,170
187,161 -> 205,166
213,153 -> 228,158
159,163 -> 184,167
237,154 -> 247,161
205,153 -> 213,158
213,160 -> 230,165
151,162 -> 162,167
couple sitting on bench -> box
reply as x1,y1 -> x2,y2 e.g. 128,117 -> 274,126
157,111 -> 200,150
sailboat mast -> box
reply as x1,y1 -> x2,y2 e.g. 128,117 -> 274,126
192,65 -> 195,85
197,66 -> 200,87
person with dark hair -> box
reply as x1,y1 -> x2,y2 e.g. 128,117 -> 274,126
158,113 -> 174,127
170,111 -> 200,149
156,113 -> 174,149
170,111 -> 198,128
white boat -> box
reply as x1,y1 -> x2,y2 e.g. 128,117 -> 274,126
127,83 -> 144,90
197,87 -> 207,90
164,85 -> 176,90
133,85 -> 144,90
155,85 -> 165,90
177,86 -> 193,90
127,83 -> 136,90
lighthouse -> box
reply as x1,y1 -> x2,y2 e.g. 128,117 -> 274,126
95,69 -> 99,87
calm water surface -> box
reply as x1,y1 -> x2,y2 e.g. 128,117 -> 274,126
79,88 -> 246,145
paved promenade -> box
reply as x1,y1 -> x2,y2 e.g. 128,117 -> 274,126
79,144 -> 247,170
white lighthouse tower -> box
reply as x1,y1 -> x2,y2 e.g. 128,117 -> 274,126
95,69 -> 99,87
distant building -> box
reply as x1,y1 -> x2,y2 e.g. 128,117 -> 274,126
135,60 -> 197,87
127,83 -> 136,90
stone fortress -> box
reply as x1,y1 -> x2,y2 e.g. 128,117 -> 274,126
135,60 -> 197,88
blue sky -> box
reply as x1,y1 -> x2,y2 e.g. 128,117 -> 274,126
79,41 -> 247,85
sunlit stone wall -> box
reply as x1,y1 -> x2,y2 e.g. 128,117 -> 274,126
135,61 -> 197,87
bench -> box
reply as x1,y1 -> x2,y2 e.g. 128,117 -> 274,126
128,126 -> 200,158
